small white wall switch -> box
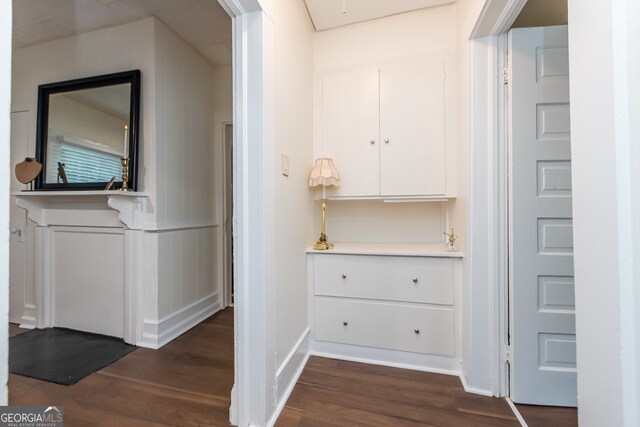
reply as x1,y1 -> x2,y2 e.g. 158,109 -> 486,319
281,153 -> 289,177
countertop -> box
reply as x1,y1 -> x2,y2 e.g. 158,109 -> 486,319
306,242 -> 463,258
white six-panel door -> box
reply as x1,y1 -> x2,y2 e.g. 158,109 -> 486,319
509,25 -> 577,407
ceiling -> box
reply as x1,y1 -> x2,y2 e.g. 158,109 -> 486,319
512,0 -> 567,29
303,0 -> 456,31
62,84 -> 131,120
12,0 -> 232,67
13,0 -> 460,64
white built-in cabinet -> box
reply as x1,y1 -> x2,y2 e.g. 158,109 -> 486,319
308,245 -> 462,372
319,55 -> 450,198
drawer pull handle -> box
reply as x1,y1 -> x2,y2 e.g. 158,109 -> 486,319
414,329 -> 420,334
342,274 -> 347,279
343,321 -> 348,326
370,139 -> 375,145
413,277 -> 418,283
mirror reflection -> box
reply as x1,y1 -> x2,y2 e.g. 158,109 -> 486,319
45,84 -> 130,185
35,70 -> 140,191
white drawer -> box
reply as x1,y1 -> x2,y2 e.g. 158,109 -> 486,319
313,254 -> 453,305
314,297 -> 455,356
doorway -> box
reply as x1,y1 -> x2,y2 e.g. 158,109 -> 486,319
223,122 -> 234,307
6,0 -> 239,422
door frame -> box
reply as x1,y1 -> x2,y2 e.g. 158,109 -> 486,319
0,0 -> 11,407
216,1 -> 273,425
467,0 -> 527,398
0,0 -> 274,420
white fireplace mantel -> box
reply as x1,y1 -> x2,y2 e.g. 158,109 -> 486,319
11,190 -> 149,344
12,190 -> 148,229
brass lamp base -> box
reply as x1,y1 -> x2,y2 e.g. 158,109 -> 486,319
313,233 -> 334,250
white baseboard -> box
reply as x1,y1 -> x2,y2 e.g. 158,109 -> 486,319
267,328 -> 311,427
139,293 -> 221,349
19,317 -> 36,330
310,346 -> 498,403
20,304 -> 37,329
459,373 -> 494,397
310,350 -> 461,377
311,340 -> 461,375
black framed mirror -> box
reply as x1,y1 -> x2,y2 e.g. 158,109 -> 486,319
35,70 -> 141,191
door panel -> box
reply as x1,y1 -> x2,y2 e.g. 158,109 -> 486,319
509,25 -> 576,407
380,57 -> 446,196
321,67 -> 380,197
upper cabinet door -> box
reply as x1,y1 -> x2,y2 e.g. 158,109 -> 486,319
321,66 -> 380,197
379,57 -> 446,196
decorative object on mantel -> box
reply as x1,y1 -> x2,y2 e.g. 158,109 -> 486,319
15,157 -> 43,190
443,228 -> 457,252
105,176 -> 116,190
119,157 -> 131,191
308,158 -> 341,250
56,162 -> 68,184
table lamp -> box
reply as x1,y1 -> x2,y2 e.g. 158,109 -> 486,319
308,158 -> 341,250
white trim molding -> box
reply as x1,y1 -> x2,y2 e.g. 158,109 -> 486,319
268,328 -> 311,427
460,374 -> 494,397
465,0 -> 525,398
0,0 -> 11,406
140,293 -> 222,349
471,0 -> 527,39
219,0 -> 275,425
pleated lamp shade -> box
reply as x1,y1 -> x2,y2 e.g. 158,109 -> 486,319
308,158 -> 341,188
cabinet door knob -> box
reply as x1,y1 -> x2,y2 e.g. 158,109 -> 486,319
385,138 -> 390,144
343,321 -> 348,326
342,274 -> 347,279
414,329 -> 420,334
370,139 -> 375,144
412,277 -> 418,283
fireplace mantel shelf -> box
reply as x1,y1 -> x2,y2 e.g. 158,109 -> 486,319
12,190 -> 148,229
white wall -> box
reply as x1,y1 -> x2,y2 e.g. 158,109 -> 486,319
568,0 -> 640,424
328,201 -> 444,243
152,18 -> 220,324
11,18 -> 157,199
313,5 -> 458,245
0,0 -> 11,407
455,0 -> 506,397
452,0 -> 486,251
154,19 -> 216,226
273,0 -> 315,377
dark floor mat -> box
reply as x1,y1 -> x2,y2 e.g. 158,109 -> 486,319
9,327 -> 137,386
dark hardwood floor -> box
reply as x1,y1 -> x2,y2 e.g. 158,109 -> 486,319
277,356 -> 520,427
515,403 -> 578,427
9,308 -> 234,426
9,310 -> 578,426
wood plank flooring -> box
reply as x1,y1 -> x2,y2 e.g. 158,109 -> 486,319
9,310 -> 578,426
515,403 -> 578,427
277,356 -> 520,426
9,308 -> 234,426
